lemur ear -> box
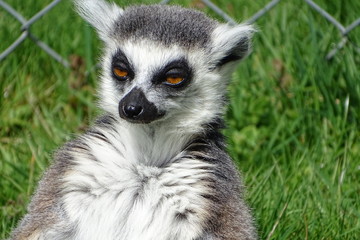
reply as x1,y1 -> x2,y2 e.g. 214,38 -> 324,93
75,0 -> 123,40
210,24 -> 254,68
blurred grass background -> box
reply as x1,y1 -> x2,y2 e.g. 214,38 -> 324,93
1,0 -> 359,239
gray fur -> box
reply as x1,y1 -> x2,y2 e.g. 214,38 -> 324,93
9,1 -> 257,239
185,121 -> 257,239
113,5 -> 216,48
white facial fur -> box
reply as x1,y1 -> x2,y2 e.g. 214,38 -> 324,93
100,39 -> 232,132
75,0 -> 254,135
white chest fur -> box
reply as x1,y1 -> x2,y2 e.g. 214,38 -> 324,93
60,124 -> 214,240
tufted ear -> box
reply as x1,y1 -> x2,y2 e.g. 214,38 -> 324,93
209,24 -> 254,68
75,0 -> 123,40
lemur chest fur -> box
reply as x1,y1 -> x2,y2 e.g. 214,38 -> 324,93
61,124 -> 213,240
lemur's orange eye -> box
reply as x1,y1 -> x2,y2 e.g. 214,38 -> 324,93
113,67 -> 128,79
166,77 -> 184,85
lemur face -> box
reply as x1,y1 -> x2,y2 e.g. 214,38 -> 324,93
76,1 -> 253,126
108,42 -> 193,124
103,40 -> 208,125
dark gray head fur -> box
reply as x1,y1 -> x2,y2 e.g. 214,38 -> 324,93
113,5 -> 217,48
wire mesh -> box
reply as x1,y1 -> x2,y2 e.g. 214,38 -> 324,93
1,0 -> 359,66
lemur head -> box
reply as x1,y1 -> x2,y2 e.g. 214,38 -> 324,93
76,0 -> 253,130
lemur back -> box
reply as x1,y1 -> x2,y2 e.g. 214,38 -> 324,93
10,1 -> 257,239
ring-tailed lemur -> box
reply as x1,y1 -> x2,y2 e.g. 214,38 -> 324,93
10,0 -> 257,239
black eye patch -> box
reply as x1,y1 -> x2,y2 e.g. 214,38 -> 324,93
152,58 -> 192,89
111,49 -> 135,80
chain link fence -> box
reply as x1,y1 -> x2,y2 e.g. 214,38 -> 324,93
1,0 -> 359,66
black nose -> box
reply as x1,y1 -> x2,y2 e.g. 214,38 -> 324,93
119,87 -> 165,124
123,105 -> 143,118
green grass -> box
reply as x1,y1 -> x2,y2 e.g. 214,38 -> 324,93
1,0 -> 359,239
